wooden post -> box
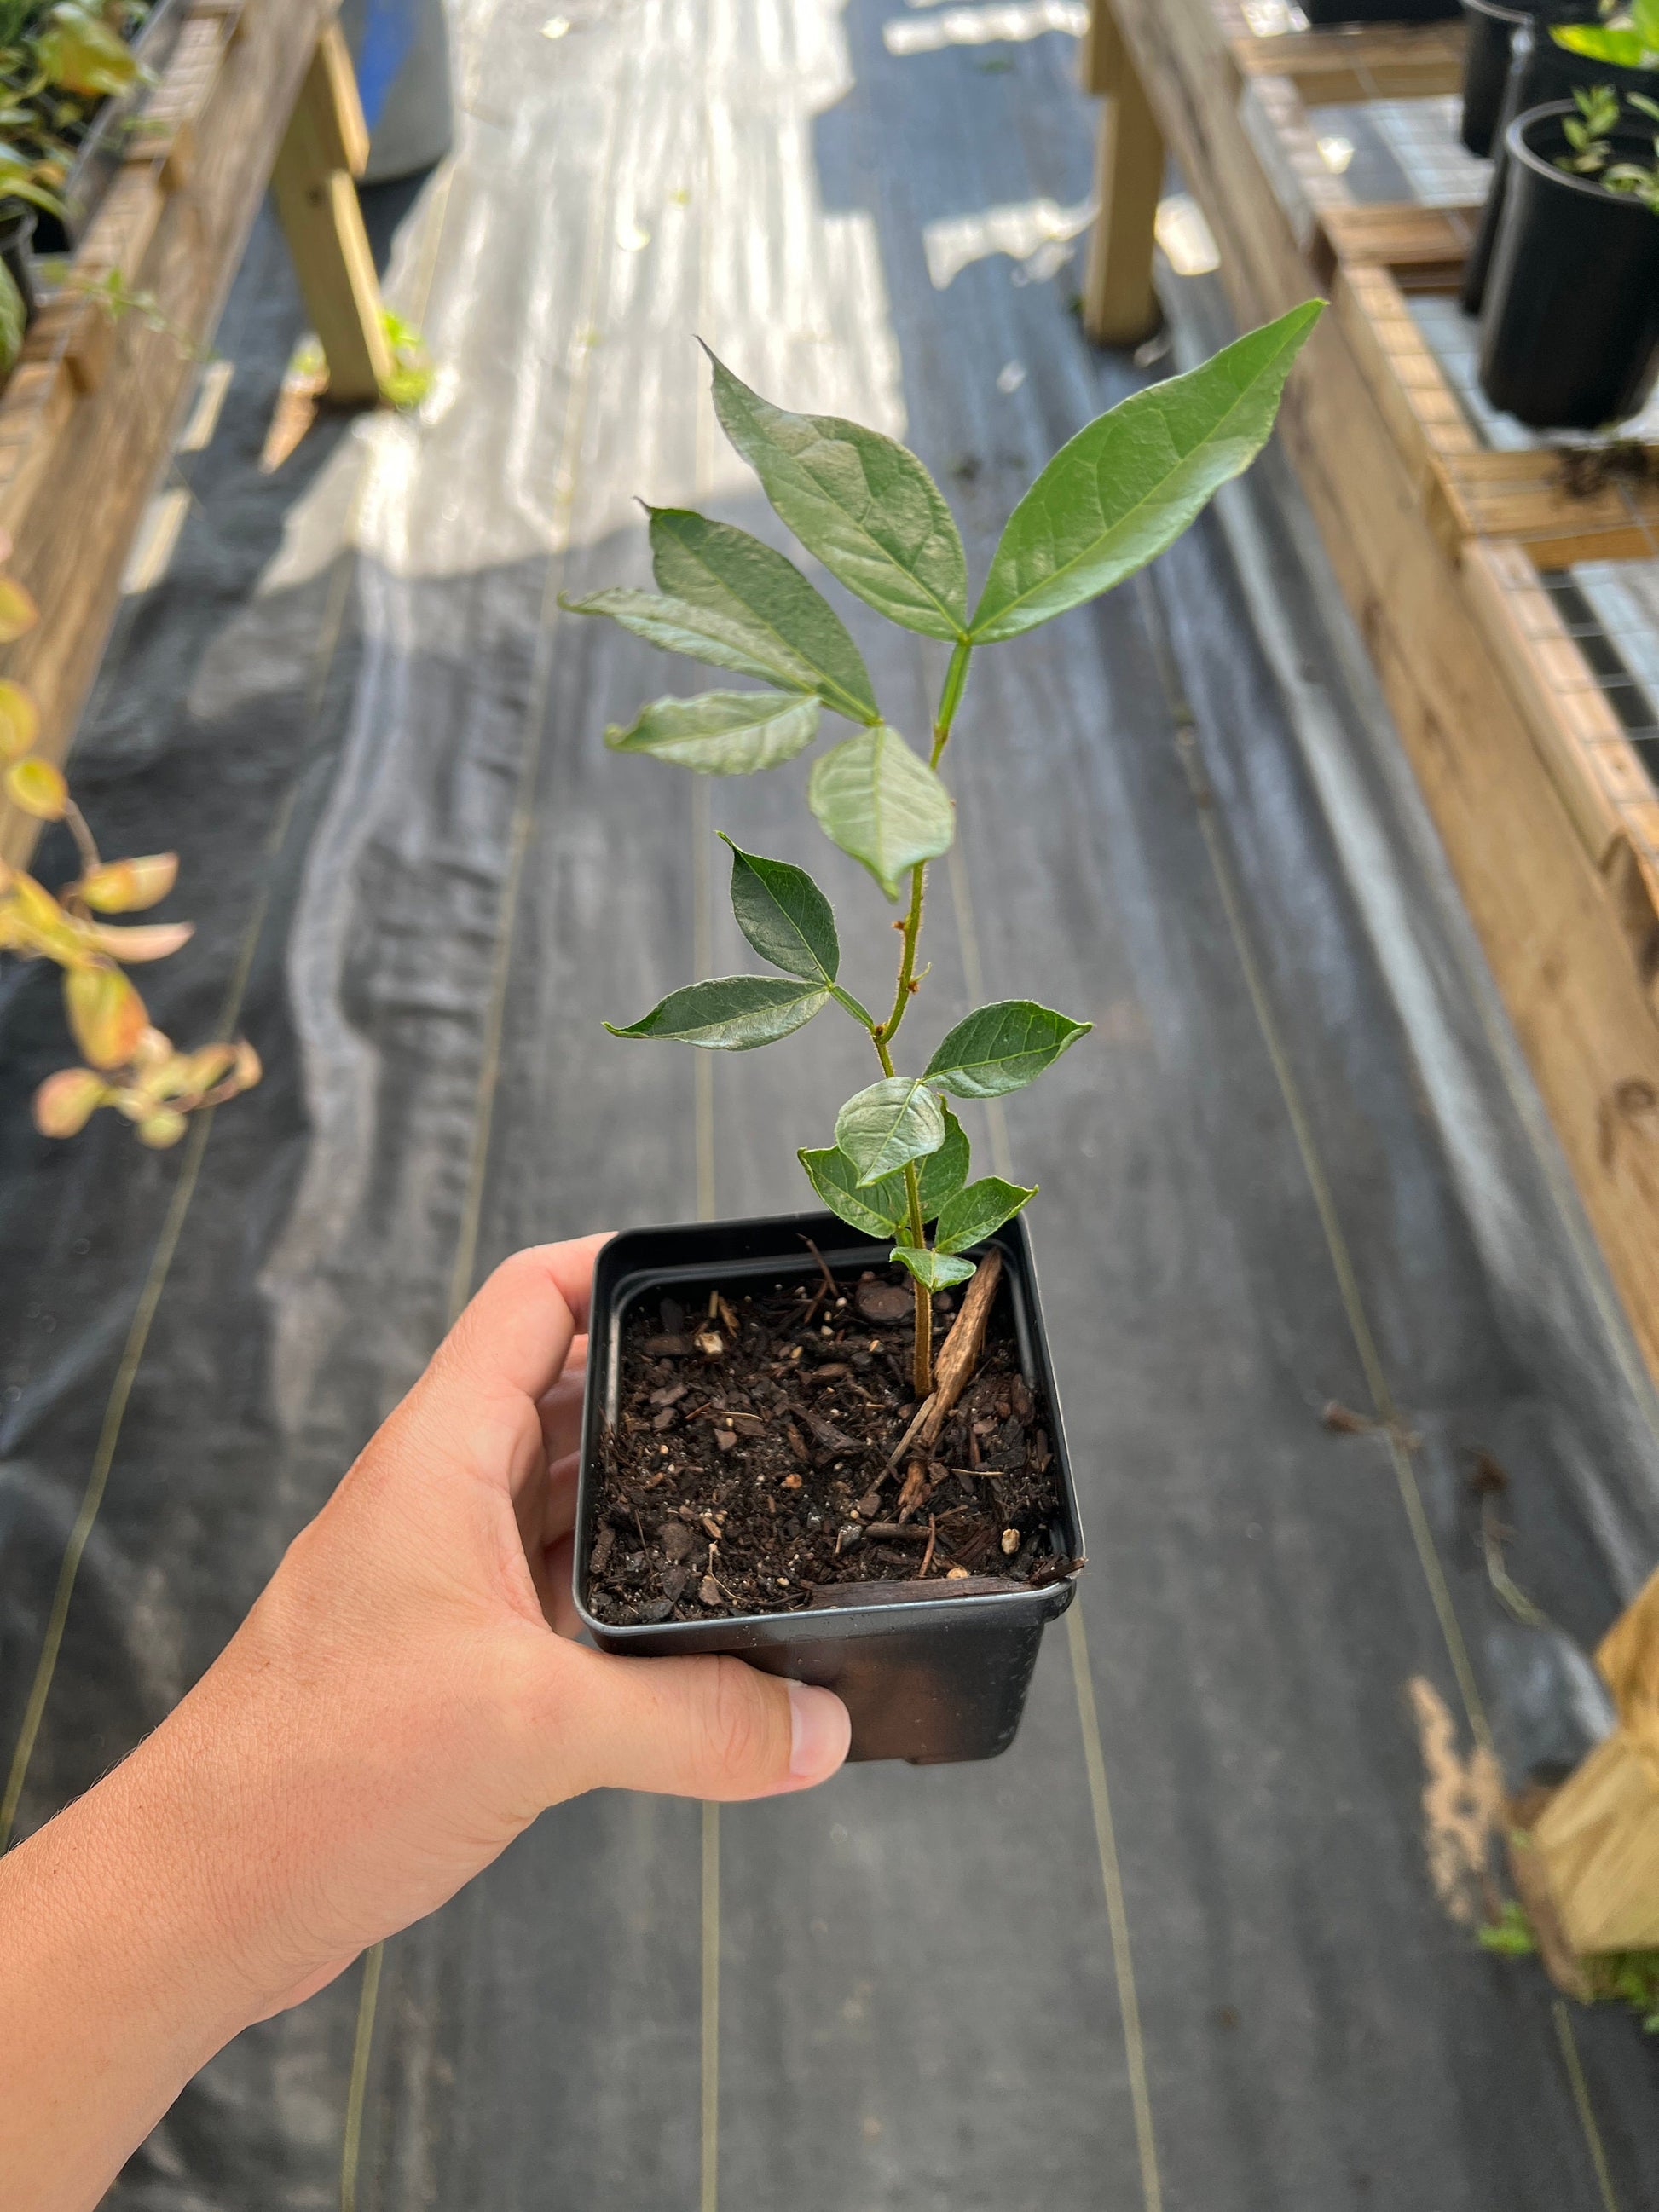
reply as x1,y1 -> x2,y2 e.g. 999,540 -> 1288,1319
270,26 -> 392,405
1081,2 -> 1165,349
1532,1565 -> 1659,1953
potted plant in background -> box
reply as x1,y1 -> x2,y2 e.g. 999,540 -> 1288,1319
562,300 -> 1322,1764
1462,0 -> 1658,307
1478,87 -> 1659,424
1460,0 -> 1601,159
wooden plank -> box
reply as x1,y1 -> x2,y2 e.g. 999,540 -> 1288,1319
1228,18 -> 1465,102
1435,450 -> 1659,567
1081,8 -> 1165,347
0,0 -> 338,867
1103,0 -> 1659,1389
1315,200 -> 1481,286
269,31 -> 392,404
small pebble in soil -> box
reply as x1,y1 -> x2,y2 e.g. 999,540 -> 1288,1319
1001,1527 -> 1020,1556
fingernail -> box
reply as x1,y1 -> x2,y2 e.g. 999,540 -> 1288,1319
788,1682 -> 851,1780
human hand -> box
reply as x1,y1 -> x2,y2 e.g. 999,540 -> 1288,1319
0,1239 -> 849,2212
175,1236 -> 853,2018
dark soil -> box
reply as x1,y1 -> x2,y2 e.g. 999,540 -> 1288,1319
586,1262 -> 1072,1625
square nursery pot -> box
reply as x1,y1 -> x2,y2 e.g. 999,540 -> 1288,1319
573,1209 -> 1086,1765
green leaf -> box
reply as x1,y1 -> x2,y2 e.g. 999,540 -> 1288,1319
835,1076 -> 945,1185
649,508 -> 880,725
0,256 -> 22,380
969,302 -> 1324,643
564,587 -> 829,698
935,1176 -> 1037,1254
798,1145 -> 908,1237
606,690 -> 818,774
706,350 -> 969,641
1552,20 -> 1657,65
808,724 -> 955,898
891,1245 -> 978,1291
606,974 -> 828,1048
916,1104 -> 970,1219
925,1000 -> 1091,1097
722,836 -> 839,983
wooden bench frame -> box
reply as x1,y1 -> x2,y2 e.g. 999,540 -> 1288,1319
0,0 -> 395,865
1083,0 -> 1659,1399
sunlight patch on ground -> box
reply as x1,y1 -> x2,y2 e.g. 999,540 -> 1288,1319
922,193 -> 1094,288
883,0 -> 1087,55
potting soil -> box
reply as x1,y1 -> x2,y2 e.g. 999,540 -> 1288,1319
3,0 -> 1659,2203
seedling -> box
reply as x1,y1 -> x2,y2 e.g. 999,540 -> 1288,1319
1554,82 -> 1659,207
569,303 -> 1321,1395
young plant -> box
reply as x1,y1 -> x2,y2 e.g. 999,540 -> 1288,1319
1552,0 -> 1659,70
1554,82 -> 1659,206
0,530 -> 260,1145
569,303 -> 1321,1395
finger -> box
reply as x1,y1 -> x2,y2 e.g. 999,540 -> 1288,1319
544,1451 -> 579,1542
546,1645 -> 849,1802
533,1234 -> 610,1335
428,1238 -> 607,1415
542,1531 -> 581,1637
536,1349 -> 587,1461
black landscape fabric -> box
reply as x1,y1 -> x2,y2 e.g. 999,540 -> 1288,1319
3,0 -> 1659,2203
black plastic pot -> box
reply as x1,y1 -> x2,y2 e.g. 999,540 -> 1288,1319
1461,19 -> 1658,308
1302,0 -> 1458,20
574,1208 -> 1086,1765
31,0 -> 190,255
0,206 -> 37,330
1478,101 -> 1659,427
1463,0 -> 1531,155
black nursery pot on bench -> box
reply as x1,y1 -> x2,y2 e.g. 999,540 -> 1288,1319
1478,101 -> 1659,429
573,1209 -> 1086,1765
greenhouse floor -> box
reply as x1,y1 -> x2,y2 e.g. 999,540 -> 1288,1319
4,0 -> 1659,2204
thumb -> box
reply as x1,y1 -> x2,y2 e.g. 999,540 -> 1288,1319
551,1644 -> 850,1801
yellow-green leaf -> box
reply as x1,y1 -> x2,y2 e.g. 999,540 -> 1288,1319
65,962 -> 147,1070
0,679 -> 38,759
80,852 -> 178,912
32,1065 -> 111,1137
83,919 -> 194,963
136,1107 -> 188,1149
6,754 -> 67,820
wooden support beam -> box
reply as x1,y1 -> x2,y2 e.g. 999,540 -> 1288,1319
270,27 -> 390,405
1082,2 -> 1165,349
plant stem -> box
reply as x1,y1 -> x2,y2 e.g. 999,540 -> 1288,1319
61,800 -> 101,901
864,639 -> 974,1398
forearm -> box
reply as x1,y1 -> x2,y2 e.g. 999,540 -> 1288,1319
0,1702 -> 273,2212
